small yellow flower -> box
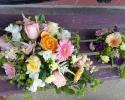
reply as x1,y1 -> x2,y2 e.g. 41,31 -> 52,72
120,43 -> 125,51
45,75 -> 55,84
74,67 -> 84,82
100,55 -> 110,63
27,56 -> 41,73
50,62 -> 58,71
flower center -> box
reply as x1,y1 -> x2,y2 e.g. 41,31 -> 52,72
64,48 -> 68,53
111,39 -> 118,45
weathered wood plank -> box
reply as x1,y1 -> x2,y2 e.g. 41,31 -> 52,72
0,80 -> 21,96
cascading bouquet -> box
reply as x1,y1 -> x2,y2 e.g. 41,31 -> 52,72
0,14 -> 100,96
93,26 -> 125,78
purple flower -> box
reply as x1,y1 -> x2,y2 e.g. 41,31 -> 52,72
113,26 -> 120,32
95,42 -> 104,51
115,58 -> 124,65
3,63 -> 16,79
0,36 -> 12,50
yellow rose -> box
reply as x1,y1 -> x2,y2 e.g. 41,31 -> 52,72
27,56 -> 41,73
40,32 -> 58,52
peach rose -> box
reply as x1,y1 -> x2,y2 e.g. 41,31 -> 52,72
40,32 -> 57,52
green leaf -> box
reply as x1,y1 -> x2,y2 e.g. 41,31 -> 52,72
70,34 -> 80,50
120,65 -> 125,79
55,88 -> 62,94
76,84 -> 87,96
91,79 -> 102,92
35,14 -> 46,23
0,53 -> 5,67
61,86 -> 75,95
24,93 -> 32,100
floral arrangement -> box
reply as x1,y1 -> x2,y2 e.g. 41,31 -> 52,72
0,14 -> 101,96
92,26 -> 125,78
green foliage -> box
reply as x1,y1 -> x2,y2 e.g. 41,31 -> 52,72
119,65 -> 125,79
81,72 -> 102,92
55,86 -> 75,95
61,86 -> 75,95
35,14 -> 46,23
75,84 -> 87,96
24,92 -> 32,100
21,31 -> 29,42
70,34 -> 80,50
0,53 -> 6,67
55,72 -> 102,96
37,54 -> 51,80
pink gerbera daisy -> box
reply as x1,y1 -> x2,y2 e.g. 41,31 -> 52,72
57,39 -> 74,62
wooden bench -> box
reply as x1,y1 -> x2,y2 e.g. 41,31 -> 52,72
0,4 -> 125,97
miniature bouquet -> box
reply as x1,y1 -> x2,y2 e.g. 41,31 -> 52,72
93,26 -> 125,78
0,14 -> 100,96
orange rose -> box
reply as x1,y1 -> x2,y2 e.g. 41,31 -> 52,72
40,32 -> 57,52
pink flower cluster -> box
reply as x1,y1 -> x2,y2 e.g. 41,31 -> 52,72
3,63 -> 16,79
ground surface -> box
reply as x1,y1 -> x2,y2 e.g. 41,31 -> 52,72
8,79 -> 125,100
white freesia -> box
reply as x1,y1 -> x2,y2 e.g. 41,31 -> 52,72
49,61 -> 59,71
27,72 -> 39,79
38,51 -> 52,61
38,51 -> 57,61
58,29 -> 71,39
45,75 -> 55,84
48,21 -> 59,35
71,55 -> 82,64
90,66 -> 98,73
59,62 -> 74,75
120,43 -> 125,51
28,78 -> 45,92
5,24 -> 22,41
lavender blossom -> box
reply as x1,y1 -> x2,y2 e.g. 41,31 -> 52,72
113,26 -> 120,32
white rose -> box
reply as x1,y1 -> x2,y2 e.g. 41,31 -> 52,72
48,21 -> 59,35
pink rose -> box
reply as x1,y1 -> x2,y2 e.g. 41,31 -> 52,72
95,28 -> 108,36
24,22 -> 40,39
53,71 -> 66,88
3,64 -> 16,79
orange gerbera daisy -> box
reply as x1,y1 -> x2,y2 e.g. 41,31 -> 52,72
106,32 -> 122,47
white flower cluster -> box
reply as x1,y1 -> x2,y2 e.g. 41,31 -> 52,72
4,47 -> 18,61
